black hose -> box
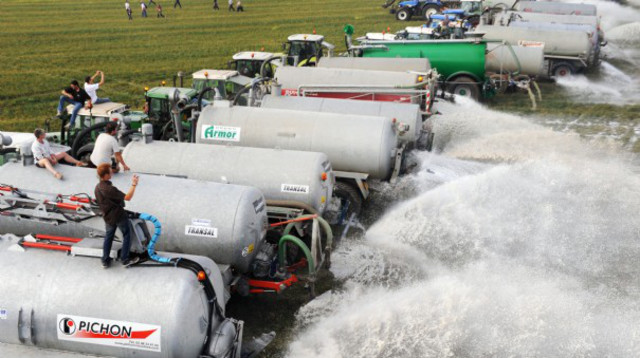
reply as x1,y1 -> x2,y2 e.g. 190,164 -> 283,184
232,85 -> 252,106
70,121 -> 108,158
198,87 -> 215,111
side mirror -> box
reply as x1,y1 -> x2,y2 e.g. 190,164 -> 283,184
282,43 -> 287,51
227,60 -> 233,69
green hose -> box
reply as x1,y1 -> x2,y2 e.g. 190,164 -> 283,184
278,234 -> 315,275
282,214 -> 333,252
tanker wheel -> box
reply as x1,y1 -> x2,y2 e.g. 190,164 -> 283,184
448,76 -> 480,101
396,8 -> 411,21
551,62 -> 576,78
334,181 -> 363,220
422,4 -> 440,19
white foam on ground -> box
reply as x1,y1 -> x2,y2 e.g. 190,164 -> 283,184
286,100 -> 640,358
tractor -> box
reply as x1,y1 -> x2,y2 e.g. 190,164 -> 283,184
228,51 -> 279,78
282,34 -> 335,67
392,0 -> 449,21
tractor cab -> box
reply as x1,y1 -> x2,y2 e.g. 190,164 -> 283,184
229,51 -> 278,78
191,69 -> 252,102
144,86 -> 198,141
283,34 -> 335,67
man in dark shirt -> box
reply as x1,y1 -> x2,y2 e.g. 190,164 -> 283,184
94,163 -> 140,268
57,80 -> 92,129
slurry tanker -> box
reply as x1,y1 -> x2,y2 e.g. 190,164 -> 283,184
259,94 -> 429,149
121,135 -> 335,217
317,57 -> 432,73
272,66 -> 437,111
514,1 -> 597,16
0,232 -> 252,358
195,101 -> 404,213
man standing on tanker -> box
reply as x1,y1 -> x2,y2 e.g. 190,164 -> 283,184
95,163 -> 140,268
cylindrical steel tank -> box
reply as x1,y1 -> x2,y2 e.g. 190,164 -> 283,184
0,162 -> 267,273
514,1 -> 597,16
260,94 -> 423,145
0,234 -> 230,358
273,66 -> 424,105
195,105 -> 399,180
485,43 -> 545,75
508,21 -> 598,46
122,140 -> 334,214
504,11 -> 599,27
317,57 -> 431,73
476,24 -> 591,57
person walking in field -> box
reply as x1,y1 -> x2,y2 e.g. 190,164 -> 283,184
228,0 -> 235,11
147,0 -> 156,5
125,1 -> 133,20
84,71 -> 110,105
237,0 -> 244,11
156,3 -> 165,17
141,1 -> 148,17
174,0 -> 182,8
213,0 -> 220,10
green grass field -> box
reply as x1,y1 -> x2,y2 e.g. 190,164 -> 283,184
1,0 -> 638,134
0,0 -> 406,131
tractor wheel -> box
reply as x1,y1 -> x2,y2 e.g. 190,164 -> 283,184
334,181 -> 363,219
70,121 -> 108,158
396,8 -> 411,21
447,76 -> 481,101
75,143 -> 95,164
422,4 -> 440,19
551,62 -> 576,78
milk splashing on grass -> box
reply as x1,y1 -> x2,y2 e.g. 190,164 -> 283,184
286,99 -> 640,358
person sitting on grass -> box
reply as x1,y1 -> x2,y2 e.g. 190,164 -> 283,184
31,128 -> 86,180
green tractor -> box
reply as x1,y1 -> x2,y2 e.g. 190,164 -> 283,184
282,34 -> 335,67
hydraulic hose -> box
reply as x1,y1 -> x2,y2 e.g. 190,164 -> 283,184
198,86 -> 215,111
138,213 -> 171,263
70,121 -> 108,158
278,234 -> 315,276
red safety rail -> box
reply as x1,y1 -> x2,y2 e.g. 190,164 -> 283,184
22,241 -> 71,252
270,214 -> 318,228
248,275 -> 299,294
0,186 -> 12,192
35,234 -> 82,244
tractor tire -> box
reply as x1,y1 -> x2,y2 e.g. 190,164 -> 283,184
551,61 -> 576,78
70,121 -> 108,159
422,4 -> 440,19
334,181 -> 363,219
447,76 -> 481,101
75,143 -> 95,164
396,8 -> 411,21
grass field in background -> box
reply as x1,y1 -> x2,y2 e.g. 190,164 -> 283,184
1,0 -> 638,135
0,0 -> 402,131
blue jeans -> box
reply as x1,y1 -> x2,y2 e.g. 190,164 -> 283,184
93,98 -> 111,105
57,96 -> 83,127
103,217 -> 132,264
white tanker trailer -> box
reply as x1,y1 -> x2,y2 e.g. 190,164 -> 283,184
485,43 -> 545,76
0,233 -> 248,358
317,57 -> 431,73
259,94 -> 427,148
514,1 -> 597,16
272,66 -> 438,112
0,161 -> 267,274
195,102 -> 403,210
121,138 -> 334,216
475,24 -> 594,77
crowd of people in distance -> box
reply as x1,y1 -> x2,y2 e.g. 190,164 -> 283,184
125,0 -> 245,19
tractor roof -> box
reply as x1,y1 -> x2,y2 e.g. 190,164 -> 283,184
287,34 -> 325,42
232,51 -> 275,61
192,69 -> 239,80
66,102 -> 128,117
146,87 -> 198,99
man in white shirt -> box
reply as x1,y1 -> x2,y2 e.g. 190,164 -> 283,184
84,71 -> 110,105
90,122 -> 130,173
141,1 -> 148,17
31,128 -> 86,180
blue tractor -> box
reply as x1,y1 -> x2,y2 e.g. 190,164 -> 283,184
392,0 -> 447,21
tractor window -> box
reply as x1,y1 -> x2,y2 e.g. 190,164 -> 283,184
461,1 -> 482,13
287,41 -> 320,66
147,98 -> 170,122
236,60 -> 261,77
193,79 -> 226,100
